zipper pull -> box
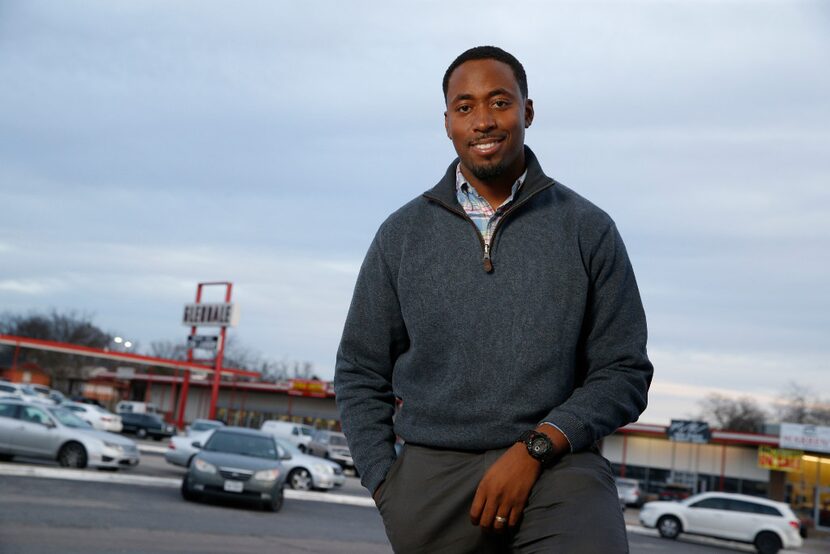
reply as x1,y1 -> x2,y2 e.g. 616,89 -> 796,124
483,243 -> 493,273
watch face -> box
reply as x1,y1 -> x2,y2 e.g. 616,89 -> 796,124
530,436 -> 550,457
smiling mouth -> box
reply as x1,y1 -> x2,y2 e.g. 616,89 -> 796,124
470,137 -> 505,155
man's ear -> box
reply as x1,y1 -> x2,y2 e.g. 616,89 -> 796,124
524,99 -> 534,128
444,111 -> 451,139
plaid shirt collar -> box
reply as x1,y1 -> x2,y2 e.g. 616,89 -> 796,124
455,163 -> 527,210
455,164 -> 527,246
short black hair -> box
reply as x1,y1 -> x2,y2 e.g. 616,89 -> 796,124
443,46 -> 528,101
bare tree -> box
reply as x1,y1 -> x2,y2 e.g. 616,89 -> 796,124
148,340 -> 188,361
0,310 -> 112,347
696,393 -> 768,433
775,382 -> 830,426
0,310 -> 117,391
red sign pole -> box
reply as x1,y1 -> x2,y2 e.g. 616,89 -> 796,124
176,283 -> 202,429
208,283 -> 232,420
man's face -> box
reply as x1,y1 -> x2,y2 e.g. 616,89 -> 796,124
444,59 -> 533,182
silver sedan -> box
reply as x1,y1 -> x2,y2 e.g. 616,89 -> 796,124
165,428 -> 219,468
274,439 -> 345,491
182,427 -> 287,512
0,399 -> 139,469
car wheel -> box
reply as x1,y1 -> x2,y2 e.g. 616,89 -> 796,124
263,487 -> 284,512
288,468 -> 313,491
58,442 -> 88,469
136,428 -> 147,439
181,478 -> 197,502
657,515 -> 681,539
754,531 -> 782,554
297,445 -> 306,453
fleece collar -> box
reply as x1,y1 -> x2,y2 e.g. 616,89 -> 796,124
423,146 -> 557,208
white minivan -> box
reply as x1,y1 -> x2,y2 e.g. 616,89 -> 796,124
260,420 -> 315,452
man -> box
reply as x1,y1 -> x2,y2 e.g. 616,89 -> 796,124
335,46 -> 653,553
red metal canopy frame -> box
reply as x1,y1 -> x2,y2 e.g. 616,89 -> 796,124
0,333 -> 259,427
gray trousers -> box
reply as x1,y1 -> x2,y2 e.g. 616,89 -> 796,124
375,444 -> 628,554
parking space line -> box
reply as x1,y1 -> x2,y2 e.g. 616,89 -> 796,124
0,463 -> 375,508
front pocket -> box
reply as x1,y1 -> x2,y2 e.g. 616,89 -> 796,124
377,444 -> 407,507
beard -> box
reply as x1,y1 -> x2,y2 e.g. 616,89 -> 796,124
468,159 -> 506,181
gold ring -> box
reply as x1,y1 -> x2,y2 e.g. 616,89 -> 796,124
495,516 -> 508,524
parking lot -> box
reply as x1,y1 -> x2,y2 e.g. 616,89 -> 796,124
2,440 -> 829,554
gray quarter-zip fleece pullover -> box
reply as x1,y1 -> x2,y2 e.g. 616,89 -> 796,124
335,147 -> 653,494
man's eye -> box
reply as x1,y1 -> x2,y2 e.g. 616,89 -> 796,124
457,105 -> 471,113
494,100 -> 509,108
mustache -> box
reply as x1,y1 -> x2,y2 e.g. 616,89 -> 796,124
468,134 -> 506,146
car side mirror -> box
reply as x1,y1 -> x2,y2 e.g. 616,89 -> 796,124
44,420 -> 56,429
191,441 -> 202,449
280,451 -> 292,461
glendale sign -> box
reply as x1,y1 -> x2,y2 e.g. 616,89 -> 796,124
182,303 -> 239,327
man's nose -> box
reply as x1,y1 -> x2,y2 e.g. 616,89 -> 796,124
472,108 -> 496,133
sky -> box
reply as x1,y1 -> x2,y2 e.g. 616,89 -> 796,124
1,0 -> 828,425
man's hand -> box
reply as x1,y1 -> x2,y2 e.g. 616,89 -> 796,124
470,425 -> 569,531
470,442 -> 541,531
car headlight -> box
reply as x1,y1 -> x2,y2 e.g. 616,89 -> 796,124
103,441 -> 123,451
194,458 -> 217,474
312,463 -> 334,475
253,468 -> 281,481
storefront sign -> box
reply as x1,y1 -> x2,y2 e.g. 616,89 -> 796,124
182,303 -> 239,327
780,423 -> 830,454
758,445 -> 803,472
288,379 -> 328,398
186,334 -> 219,350
667,420 -> 711,443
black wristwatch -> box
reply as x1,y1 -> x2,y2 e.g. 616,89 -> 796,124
517,430 -> 559,467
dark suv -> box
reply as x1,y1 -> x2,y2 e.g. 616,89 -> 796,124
120,412 -> 176,440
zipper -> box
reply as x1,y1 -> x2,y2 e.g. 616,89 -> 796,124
424,180 -> 556,273
422,196 -> 490,270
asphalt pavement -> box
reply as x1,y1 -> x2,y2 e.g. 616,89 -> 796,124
1,441 -> 828,553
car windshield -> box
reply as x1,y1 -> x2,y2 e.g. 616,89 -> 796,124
93,405 -> 111,414
48,407 -> 92,428
192,421 -> 222,431
19,386 -> 37,397
329,434 -> 348,446
301,427 -> 314,436
205,432 -> 277,459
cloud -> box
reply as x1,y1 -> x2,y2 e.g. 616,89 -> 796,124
0,278 -> 68,295
0,1 -> 827,416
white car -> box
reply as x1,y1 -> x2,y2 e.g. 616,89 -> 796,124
0,382 -> 49,404
639,491 -> 803,554
615,477 -> 645,507
260,420 -> 315,452
63,402 -> 123,432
